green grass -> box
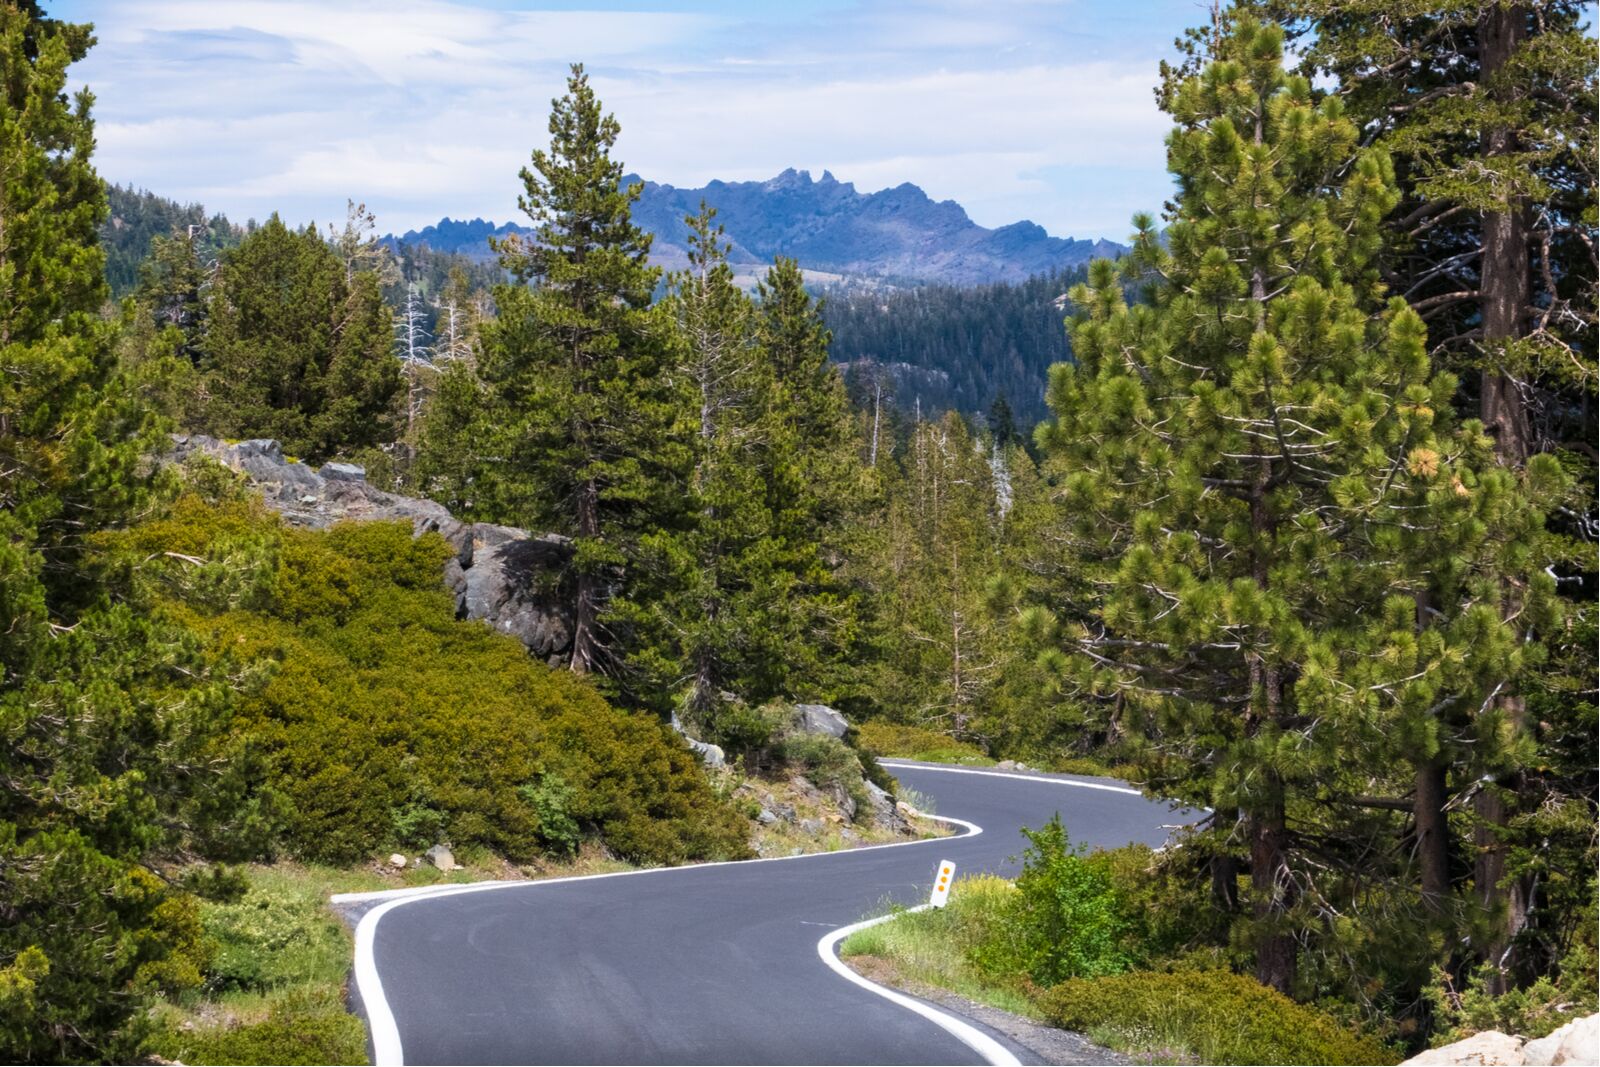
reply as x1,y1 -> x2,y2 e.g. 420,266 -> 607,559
147,864 -> 369,1065
840,875 -> 1037,1017
147,850 -> 637,1065
853,721 -> 995,765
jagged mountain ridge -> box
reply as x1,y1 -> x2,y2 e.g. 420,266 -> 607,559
388,169 -> 1124,286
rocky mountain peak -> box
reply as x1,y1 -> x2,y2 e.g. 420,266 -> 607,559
388,170 -> 1124,287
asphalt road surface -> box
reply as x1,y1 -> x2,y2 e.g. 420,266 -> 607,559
344,760 -> 1191,1066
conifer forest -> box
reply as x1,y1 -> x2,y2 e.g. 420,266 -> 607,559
0,1 -> 1595,1064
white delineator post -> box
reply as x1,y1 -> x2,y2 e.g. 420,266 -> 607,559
929,860 -> 956,908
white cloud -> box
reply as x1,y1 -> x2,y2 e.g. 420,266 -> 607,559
73,0 -> 1189,238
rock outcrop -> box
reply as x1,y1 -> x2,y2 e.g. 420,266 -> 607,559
791,703 -> 849,739
172,436 -> 575,663
1522,1015 -> 1599,1066
1401,1016 -> 1600,1067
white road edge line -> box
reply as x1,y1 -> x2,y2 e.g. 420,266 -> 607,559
878,760 -> 1144,796
816,917 -> 1019,1067
816,815 -> 1022,1067
341,804 -> 983,1066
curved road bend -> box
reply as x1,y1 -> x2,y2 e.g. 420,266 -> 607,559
347,760 -> 1191,1066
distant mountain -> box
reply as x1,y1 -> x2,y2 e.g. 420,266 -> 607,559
387,170 -> 1124,288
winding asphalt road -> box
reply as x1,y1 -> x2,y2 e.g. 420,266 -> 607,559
338,761 -> 1190,1066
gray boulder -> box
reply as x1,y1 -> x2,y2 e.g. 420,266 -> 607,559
459,529 -> 575,658
829,784 -> 857,822
168,435 -> 576,664
1523,1015 -> 1599,1066
424,844 -> 456,871
687,737 -> 725,768
1403,1032 -> 1526,1066
792,703 -> 848,739
666,713 -> 727,769
863,780 -> 905,831
320,461 -> 366,482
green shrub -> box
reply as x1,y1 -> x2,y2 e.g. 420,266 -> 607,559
520,774 -> 580,857
776,732 -> 859,787
1093,842 -> 1230,964
988,816 -> 1129,984
775,732 -> 872,822
133,501 -> 751,868
132,888 -> 214,996
1041,969 -> 1398,1065
1427,946 -> 1600,1043
152,989 -> 366,1066
700,699 -> 782,757
853,720 -> 991,764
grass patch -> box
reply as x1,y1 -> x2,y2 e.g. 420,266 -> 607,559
146,849 -> 637,1065
840,875 -> 1036,1017
1046,755 -> 1144,782
146,864 -> 367,1066
853,721 -> 994,765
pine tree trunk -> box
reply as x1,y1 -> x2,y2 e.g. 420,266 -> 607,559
1250,790 -> 1296,995
1475,2 -> 1533,989
1211,807 -> 1240,913
1415,758 -> 1451,915
570,477 -> 601,675
1479,2 -> 1533,468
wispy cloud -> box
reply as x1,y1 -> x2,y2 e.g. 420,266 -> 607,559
63,0 -> 1197,238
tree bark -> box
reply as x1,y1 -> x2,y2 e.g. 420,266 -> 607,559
1250,789 -> 1296,994
1415,758 -> 1451,915
1211,806 -> 1240,913
1474,2 -> 1534,989
569,477 -> 601,675
1479,2 -> 1533,467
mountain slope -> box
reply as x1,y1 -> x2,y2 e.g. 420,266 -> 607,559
389,170 -> 1123,287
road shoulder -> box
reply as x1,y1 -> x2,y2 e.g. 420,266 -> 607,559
845,955 -> 1130,1067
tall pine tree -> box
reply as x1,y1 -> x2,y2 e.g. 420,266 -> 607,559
480,64 -> 684,677
1274,0 -> 1597,990
1038,14 -> 1555,994
1,7 -> 246,1059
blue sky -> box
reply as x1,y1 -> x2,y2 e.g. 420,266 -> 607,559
55,0 -> 1208,239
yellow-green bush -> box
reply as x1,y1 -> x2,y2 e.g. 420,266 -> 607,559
853,720 -> 991,764
117,498 -> 751,867
150,989 -> 366,1066
1040,969 -> 1399,1065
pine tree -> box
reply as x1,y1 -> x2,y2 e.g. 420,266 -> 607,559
625,204 -> 762,714
412,359 -> 490,515
0,8 -> 246,1058
753,257 -> 863,699
480,64 -> 685,677
1274,0 -> 1597,990
135,226 -> 208,361
1037,15 -> 1555,994
199,215 -> 401,461
864,412 -> 1001,736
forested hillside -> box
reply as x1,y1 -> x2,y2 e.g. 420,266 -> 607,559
103,181 -> 1083,429
2,2 -> 1595,1065
824,269 -> 1085,426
